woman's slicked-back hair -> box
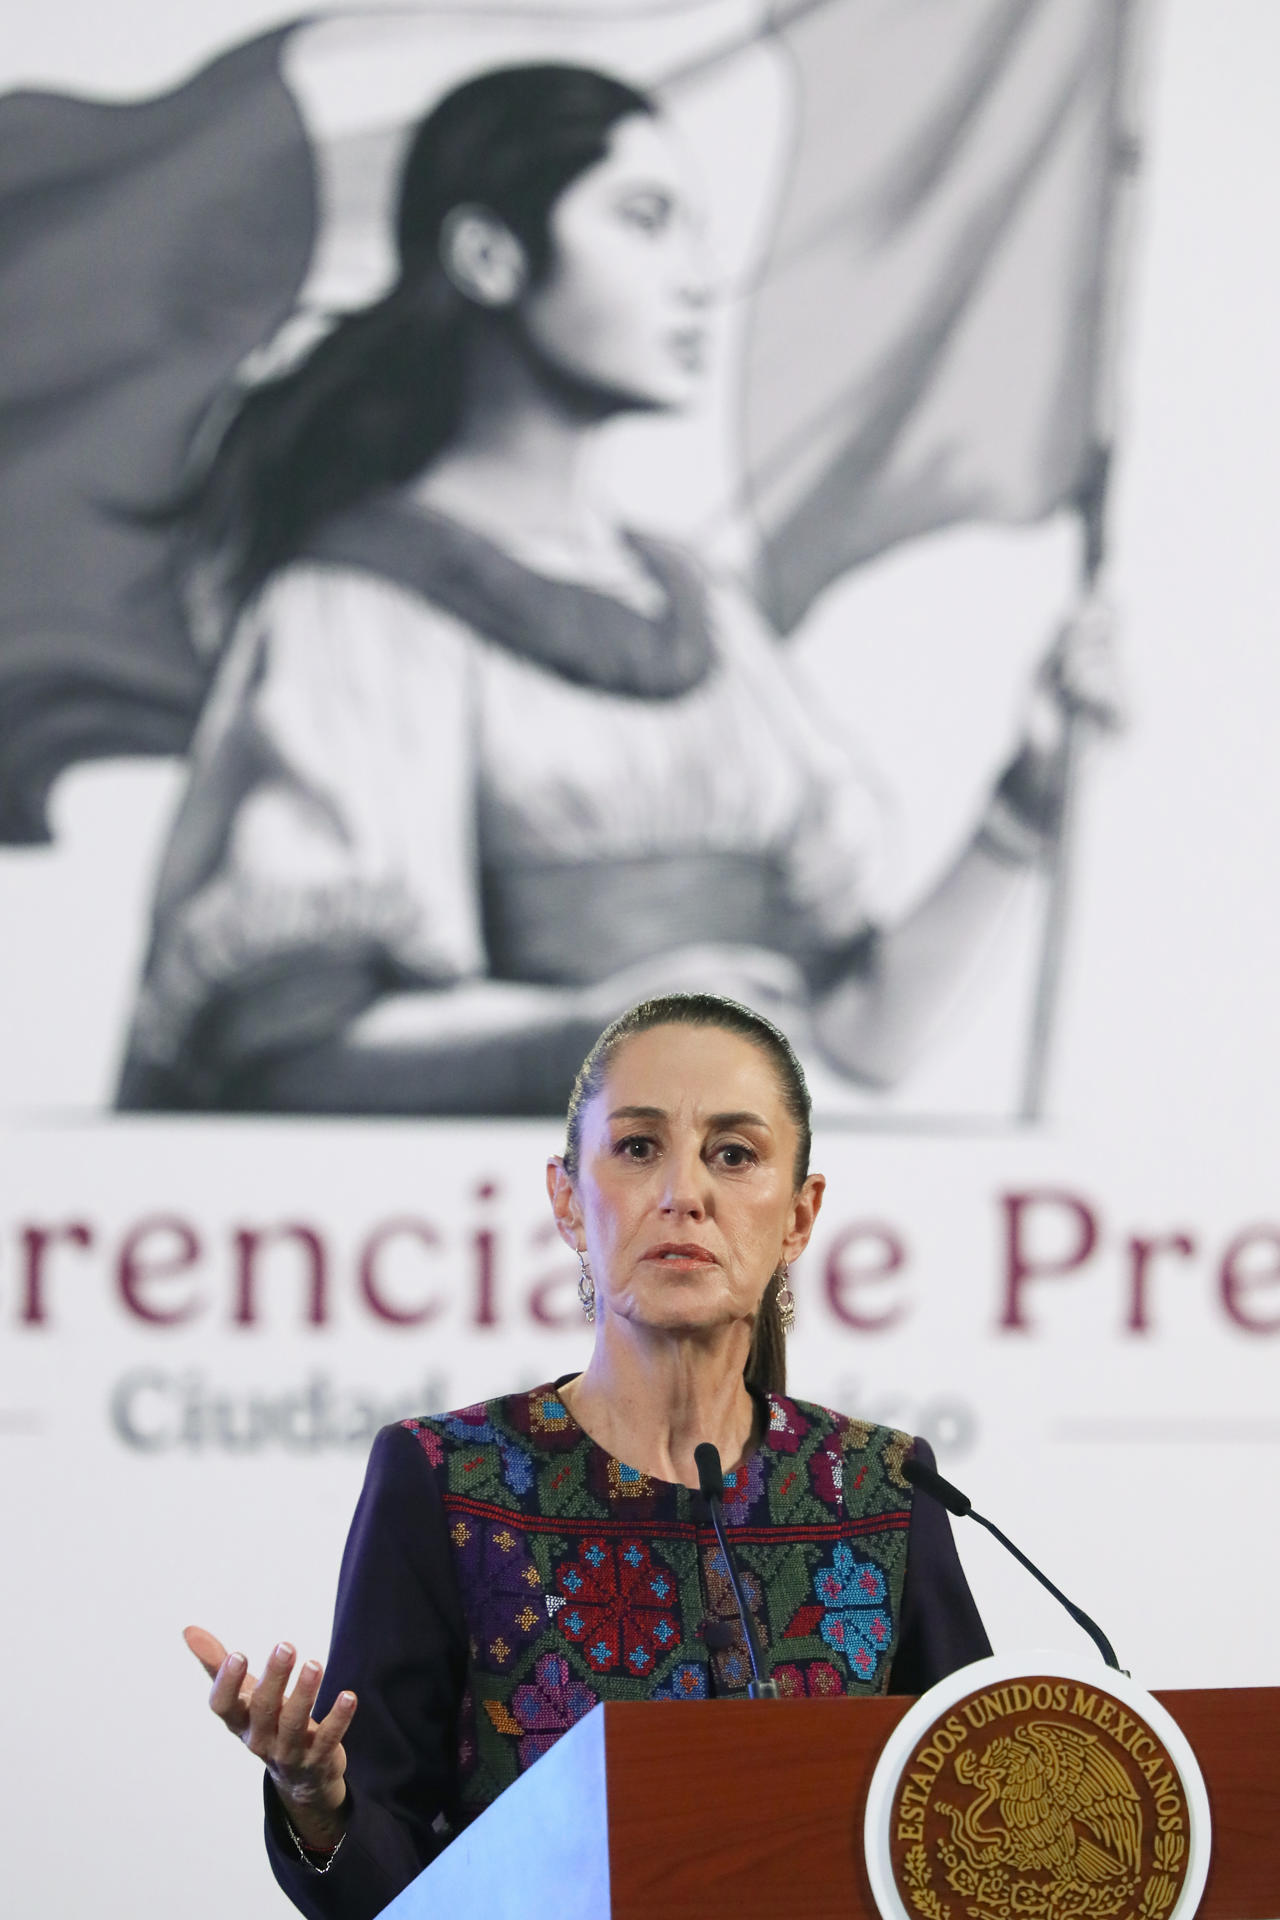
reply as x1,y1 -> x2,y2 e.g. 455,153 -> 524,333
184,64 -> 654,612
563,993 -> 813,1399
395,64 -> 652,282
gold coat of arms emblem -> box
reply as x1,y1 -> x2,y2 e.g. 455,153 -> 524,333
865,1655 -> 1211,1920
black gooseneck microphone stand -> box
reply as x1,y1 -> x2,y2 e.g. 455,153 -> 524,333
903,1454 -> 1123,1672
694,1441 -> 780,1699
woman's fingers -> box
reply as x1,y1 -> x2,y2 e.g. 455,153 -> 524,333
246,1641 -> 297,1755
277,1662 -> 357,1759
185,1626 -> 256,1732
187,1625 -> 350,1800
1046,599 -> 1126,730
273,1670 -> 356,1811
184,1624 -> 227,1675
276,1657 -> 324,1756
314,1687 -> 358,1757
208,1649 -> 253,1729
296,1691 -> 357,1809
183,1623 -> 229,1679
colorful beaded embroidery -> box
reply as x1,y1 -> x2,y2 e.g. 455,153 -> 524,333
402,1385 -> 913,1819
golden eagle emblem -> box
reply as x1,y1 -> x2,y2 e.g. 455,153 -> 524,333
937,1719 -> 1142,1913
886,1679 -> 1195,1920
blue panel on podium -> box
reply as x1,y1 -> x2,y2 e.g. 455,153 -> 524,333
379,1704 -> 611,1920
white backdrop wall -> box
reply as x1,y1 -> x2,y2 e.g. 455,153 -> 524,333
2,4 -> 1279,1917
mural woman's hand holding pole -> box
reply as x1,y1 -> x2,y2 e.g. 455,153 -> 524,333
183,1625 -> 354,1854
812,592 -> 1124,1091
1040,592 -> 1125,734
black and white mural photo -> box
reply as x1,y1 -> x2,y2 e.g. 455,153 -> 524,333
2,0 -> 1131,1120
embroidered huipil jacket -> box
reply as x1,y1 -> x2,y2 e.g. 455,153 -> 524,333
265,1383 -> 990,1920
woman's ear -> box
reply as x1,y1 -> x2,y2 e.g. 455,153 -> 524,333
782,1172 -> 826,1265
546,1156 -> 585,1252
439,204 -> 528,307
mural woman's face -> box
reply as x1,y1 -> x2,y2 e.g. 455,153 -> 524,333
520,112 -> 712,412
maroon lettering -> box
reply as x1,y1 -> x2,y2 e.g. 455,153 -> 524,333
823,1223 -> 908,1330
471,1183 -> 501,1328
232,1224 -> 327,1327
357,1220 -> 443,1326
1125,1232 -> 1196,1333
998,1190 -> 1098,1331
526,1222 -> 579,1329
118,1217 -> 202,1325
1220,1227 -> 1280,1332
18,1222 -> 95,1325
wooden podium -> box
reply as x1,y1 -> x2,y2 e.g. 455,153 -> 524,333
382,1688 -> 1280,1920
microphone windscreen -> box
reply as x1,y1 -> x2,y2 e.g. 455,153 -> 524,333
902,1453 -> 972,1517
694,1441 -> 724,1501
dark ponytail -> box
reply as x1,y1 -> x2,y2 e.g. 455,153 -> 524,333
184,64 -> 653,613
563,993 -> 813,1398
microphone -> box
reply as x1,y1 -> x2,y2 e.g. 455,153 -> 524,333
694,1442 -> 779,1698
902,1454 -> 1122,1672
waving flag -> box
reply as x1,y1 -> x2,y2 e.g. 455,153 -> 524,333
0,29 -> 316,841
744,0 -> 1135,631
0,0 -> 1136,842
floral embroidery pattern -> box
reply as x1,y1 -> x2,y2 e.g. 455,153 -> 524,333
713,1641 -> 752,1689
809,1443 -> 843,1508
407,1387 -> 913,1821
812,1542 -> 891,1679
607,1457 -> 653,1500
555,1537 -> 680,1676
509,1652 -> 598,1767
702,1547 -> 766,1692
721,1449 -> 765,1523
410,1423 -> 444,1468
451,1518 -> 544,1671
652,1661 -> 708,1700
767,1398 -> 810,1454
528,1393 -> 573,1436
781,1602 -> 826,1640
440,1404 -> 497,1442
498,1436 -> 536,1496
772,1659 -> 846,1698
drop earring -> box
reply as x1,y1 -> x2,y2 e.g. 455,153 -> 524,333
775,1262 -> 795,1334
577,1250 -> 596,1324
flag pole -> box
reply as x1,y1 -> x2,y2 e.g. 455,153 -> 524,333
1018,0 -> 1148,1124
1018,449 -> 1109,1123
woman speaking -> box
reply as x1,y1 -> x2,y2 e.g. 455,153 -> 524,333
186,993 -> 990,1919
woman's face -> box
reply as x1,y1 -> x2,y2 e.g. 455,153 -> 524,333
549,1024 -> 824,1343
519,112 -> 712,412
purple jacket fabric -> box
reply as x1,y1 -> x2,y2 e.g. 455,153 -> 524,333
265,1413 -> 990,1920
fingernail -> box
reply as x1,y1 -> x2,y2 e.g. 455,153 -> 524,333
301,1659 -> 320,1677
275,1641 -> 294,1661
227,1651 -> 246,1671
338,1691 -> 355,1707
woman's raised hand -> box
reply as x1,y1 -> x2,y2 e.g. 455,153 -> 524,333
183,1624 -> 355,1850
1031,592 -> 1127,747
973,592 -> 1125,862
